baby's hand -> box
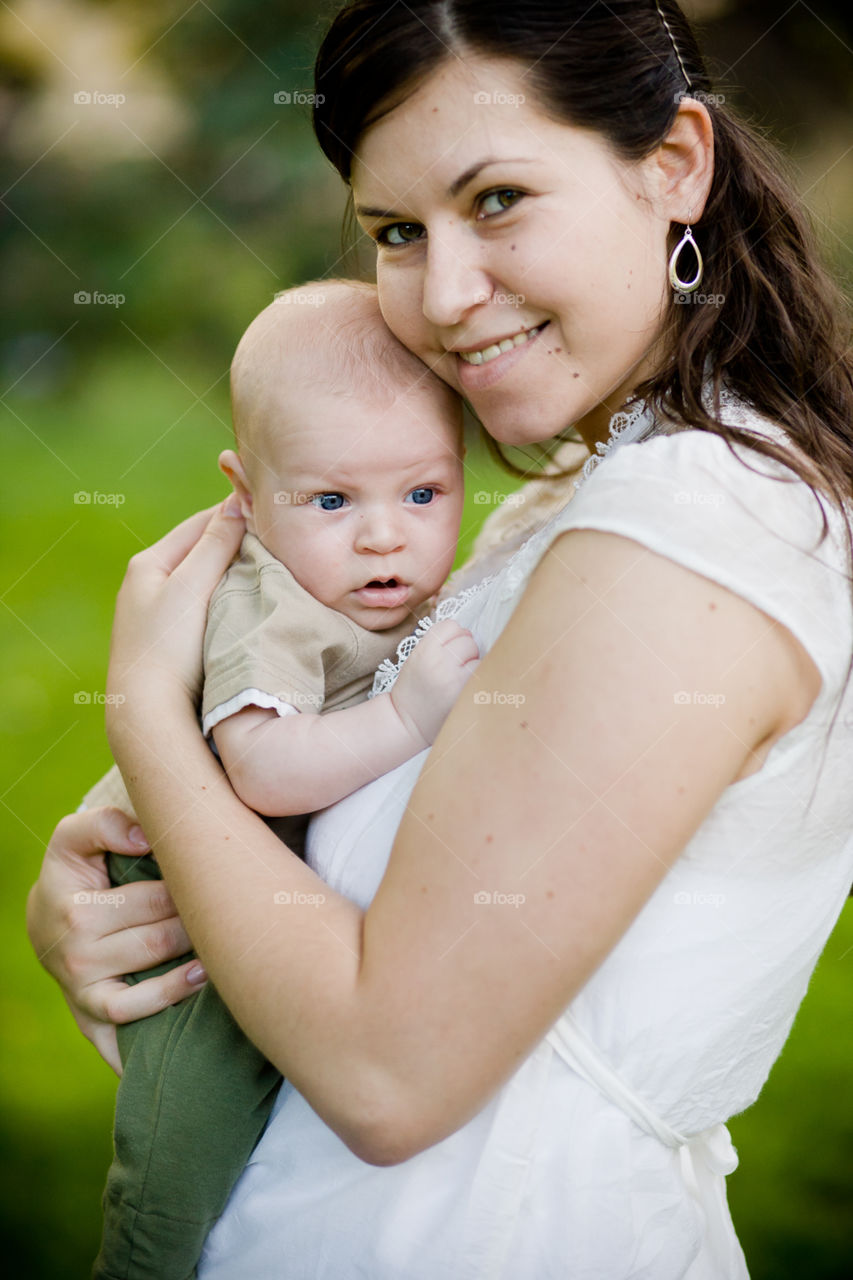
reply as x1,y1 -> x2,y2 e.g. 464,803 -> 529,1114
390,619 -> 480,747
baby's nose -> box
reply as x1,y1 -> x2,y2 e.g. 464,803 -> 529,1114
354,508 -> 404,554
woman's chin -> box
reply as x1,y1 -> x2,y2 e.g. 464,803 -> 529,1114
475,407 -> 574,450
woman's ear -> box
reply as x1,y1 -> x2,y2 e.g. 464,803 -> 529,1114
218,450 -> 254,519
656,99 -> 715,224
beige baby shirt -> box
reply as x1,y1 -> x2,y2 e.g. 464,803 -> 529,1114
201,532 -> 416,735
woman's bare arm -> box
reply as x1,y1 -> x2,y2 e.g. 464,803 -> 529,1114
105,505 -> 816,1163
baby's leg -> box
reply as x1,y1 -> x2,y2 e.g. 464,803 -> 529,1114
87,769 -> 294,1279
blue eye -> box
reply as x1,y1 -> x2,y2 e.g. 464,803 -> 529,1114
407,487 -> 435,505
311,493 -> 346,511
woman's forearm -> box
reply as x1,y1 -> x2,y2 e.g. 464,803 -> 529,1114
112,698 -> 408,1161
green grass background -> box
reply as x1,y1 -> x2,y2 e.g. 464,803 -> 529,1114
2,1 -> 853,1273
3,356 -> 853,1276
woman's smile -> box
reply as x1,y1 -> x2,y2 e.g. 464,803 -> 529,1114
453,321 -> 550,391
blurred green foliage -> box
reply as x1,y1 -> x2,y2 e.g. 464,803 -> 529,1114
2,1 -> 853,1276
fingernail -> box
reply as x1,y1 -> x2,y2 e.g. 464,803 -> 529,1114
128,824 -> 150,849
223,494 -> 243,518
187,963 -> 208,985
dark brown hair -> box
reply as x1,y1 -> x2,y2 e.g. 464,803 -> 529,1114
312,0 -> 853,545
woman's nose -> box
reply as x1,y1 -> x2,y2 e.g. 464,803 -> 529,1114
421,230 -> 493,328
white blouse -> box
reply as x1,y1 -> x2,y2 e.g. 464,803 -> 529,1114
199,403 -> 853,1279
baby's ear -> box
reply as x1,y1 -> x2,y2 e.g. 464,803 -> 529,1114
218,450 -> 253,518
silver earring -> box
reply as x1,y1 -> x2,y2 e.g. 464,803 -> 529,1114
668,224 -> 703,293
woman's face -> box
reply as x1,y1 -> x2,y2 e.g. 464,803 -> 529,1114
352,56 -> 674,450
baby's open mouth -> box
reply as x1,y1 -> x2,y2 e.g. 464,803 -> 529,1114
356,579 -> 411,608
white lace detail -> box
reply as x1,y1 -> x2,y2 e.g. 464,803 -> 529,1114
369,574 -> 496,696
574,397 -> 657,494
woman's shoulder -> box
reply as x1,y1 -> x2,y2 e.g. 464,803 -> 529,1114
579,405 -> 846,547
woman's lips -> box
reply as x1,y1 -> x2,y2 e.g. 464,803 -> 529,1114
454,322 -> 549,392
355,581 -> 411,608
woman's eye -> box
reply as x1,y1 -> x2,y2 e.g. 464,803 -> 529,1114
311,493 -> 346,511
377,222 -> 424,247
478,189 -> 522,218
407,487 -> 435,506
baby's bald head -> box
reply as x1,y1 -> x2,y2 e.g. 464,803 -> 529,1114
230,279 -> 461,488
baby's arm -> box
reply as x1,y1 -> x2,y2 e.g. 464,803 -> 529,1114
212,620 -> 479,816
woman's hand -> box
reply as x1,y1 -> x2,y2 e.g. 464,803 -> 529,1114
26,806 -> 206,1075
105,498 -> 245,749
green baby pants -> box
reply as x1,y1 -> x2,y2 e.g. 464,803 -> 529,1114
92,851 -> 283,1280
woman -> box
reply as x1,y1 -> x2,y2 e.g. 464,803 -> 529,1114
27,2 -> 853,1276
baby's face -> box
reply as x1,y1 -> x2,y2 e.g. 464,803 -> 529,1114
248,386 -> 464,631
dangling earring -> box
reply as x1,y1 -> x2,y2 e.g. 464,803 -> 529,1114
668,223 -> 703,293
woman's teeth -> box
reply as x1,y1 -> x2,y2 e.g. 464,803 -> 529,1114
458,323 -> 546,366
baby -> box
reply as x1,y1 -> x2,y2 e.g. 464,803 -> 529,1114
204,277 -> 475,831
89,280 -> 477,1280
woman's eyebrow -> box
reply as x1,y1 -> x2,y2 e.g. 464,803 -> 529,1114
354,157 -> 533,220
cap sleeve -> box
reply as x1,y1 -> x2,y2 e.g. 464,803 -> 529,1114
202,533 -> 360,727
526,429 -> 853,708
